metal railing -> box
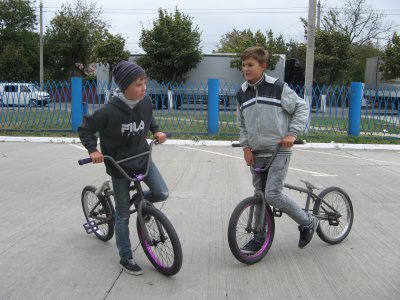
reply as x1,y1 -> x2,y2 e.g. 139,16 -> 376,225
0,80 -> 399,139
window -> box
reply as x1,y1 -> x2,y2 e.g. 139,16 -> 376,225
5,85 -> 18,92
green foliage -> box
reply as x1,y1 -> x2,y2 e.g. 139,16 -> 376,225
215,29 -> 286,70
137,8 -> 202,83
0,0 -> 39,81
93,30 -> 130,87
381,33 -> 400,81
347,43 -> 382,82
0,0 -> 37,32
44,0 -> 107,80
314,30 -> 352,84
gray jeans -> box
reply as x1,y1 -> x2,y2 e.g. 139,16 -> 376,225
251,154 -> 311,227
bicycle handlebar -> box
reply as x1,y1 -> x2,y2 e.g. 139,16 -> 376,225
78,133 -> 171,181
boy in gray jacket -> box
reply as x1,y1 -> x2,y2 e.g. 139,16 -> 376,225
236,46 -> 318,253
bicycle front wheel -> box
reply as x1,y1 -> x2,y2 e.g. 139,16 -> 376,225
227,196 -> 275,265
81,186 -> 115,242
313,187 -> 353,244
137,205 -> 182,276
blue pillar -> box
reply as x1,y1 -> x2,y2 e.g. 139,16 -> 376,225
71,77 -> 83,133
348,82 -> 363,136
207,78 -> 219,135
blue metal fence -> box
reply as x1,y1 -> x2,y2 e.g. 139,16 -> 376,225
0,79 -> 399,139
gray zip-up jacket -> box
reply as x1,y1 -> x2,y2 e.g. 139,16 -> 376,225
237,74 -> 308,153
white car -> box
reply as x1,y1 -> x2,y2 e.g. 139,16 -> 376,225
0,83 -> 51,107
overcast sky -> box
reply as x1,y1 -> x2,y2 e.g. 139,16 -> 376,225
38,0 -> 400,53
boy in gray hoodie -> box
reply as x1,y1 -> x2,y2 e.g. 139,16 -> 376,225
236,46 -> 318,253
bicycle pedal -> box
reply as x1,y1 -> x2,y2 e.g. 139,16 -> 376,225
273,207 -> 283,217
83,221 -> 98,234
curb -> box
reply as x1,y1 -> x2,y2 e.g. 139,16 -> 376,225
1,136 -> 399,150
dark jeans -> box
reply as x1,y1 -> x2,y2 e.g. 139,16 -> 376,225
111,160 -> 168,259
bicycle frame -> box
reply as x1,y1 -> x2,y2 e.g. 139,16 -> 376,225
249,144 -> 343,233
80,139 -> 165,246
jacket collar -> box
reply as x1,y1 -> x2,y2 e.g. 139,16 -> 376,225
241,73 -> 279,92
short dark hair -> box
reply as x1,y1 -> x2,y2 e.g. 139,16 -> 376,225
241,46 -> 269,66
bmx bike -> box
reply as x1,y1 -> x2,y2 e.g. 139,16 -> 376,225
78,139 -> 182,276
227,144 -> 354,265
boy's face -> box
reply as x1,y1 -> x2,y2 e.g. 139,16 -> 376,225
123,77 -> 147,100
242,57 -> 266,84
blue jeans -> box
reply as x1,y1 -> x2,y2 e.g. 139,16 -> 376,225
111,160 -> 169,259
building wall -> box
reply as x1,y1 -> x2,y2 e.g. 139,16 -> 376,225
97,53 -> 286,87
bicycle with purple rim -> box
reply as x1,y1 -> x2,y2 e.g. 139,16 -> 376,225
78,137 -> 182,276
227,142 -> 354,265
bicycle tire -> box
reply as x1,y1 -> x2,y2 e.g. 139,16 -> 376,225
313,187 -> 353,244
81,185 -> 115,242
137,205 -> 182,276
227,196 -> 275,265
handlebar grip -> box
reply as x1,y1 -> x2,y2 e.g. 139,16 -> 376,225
78,158 -> 92,165
165,132 -> 172,138
294,140 -> 306,145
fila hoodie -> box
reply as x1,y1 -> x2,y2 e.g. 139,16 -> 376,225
78,95 -> 159,178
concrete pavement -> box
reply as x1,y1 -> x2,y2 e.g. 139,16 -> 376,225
0,140 -> 399,299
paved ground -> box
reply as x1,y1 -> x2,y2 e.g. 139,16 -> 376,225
0,141 -> 399,300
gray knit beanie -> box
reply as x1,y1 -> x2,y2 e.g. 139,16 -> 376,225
112,61 -> 146,92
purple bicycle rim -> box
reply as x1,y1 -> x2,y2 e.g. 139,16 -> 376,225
141,230 -> 168,268
239,210 -> 272,258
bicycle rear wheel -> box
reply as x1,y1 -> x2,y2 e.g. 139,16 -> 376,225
227,196 -> 275,265
137,205 -> 182,276
81,186 -> 115,242
313,187 -> 353,244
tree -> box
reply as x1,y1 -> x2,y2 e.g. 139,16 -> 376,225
44,0 -> 107,80
0,0 -> 39,81
348,43 -> 382,82
381,33 -> 400,81
321,0 -> 395,45
313,30 -> 352,84
215,29 -> 286,70
93,30 -> 131,87
137,8 -> 202,83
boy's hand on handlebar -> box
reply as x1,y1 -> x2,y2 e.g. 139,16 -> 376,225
90,151 -> 104,163
153,132 -> 167,144
279,135 -> 296,148
243,147 -> 254,166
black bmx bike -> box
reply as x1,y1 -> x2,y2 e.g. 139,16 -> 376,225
78,139 -> 182,276
228,144 -> 354,265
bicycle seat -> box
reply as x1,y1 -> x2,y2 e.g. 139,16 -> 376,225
300,179 -> 321,190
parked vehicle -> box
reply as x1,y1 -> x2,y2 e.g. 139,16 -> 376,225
0,83 -> 51,107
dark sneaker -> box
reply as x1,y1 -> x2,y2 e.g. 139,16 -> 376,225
298,217 -> 319,248
120,258 -> 144,276
241,238 -> 264,254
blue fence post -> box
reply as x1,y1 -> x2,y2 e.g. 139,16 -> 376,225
71,77 -> 83,133
207,78 -> 219,135
348,82 -> 363,136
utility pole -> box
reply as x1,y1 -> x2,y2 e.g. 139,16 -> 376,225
39,1 -> 44,90
317,0 -> 321,30
304,0 -> 317,107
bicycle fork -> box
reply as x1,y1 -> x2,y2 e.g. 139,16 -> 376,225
245,191 -> 268,237
134,183 -> 167,247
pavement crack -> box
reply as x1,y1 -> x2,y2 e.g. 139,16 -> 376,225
103,270 -> 123,300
